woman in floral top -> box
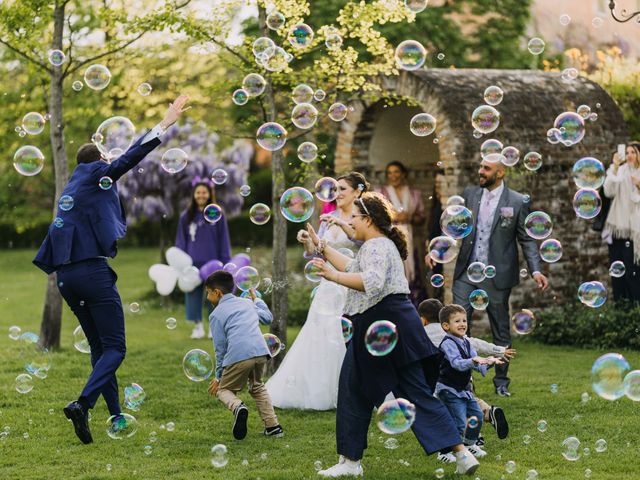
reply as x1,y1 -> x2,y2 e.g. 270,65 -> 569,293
308,192 -> 479,477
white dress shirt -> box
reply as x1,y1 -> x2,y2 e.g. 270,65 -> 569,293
141,124 -> 167,145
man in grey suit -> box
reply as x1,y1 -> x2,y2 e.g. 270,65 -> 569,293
427,159 -> 549,397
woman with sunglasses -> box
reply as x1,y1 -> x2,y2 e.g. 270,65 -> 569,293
308,192 -> 479,477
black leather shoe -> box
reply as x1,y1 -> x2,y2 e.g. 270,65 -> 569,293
63,401 -> 93,444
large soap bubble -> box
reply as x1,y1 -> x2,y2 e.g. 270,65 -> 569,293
15,373 -> 34,394
280,187 -> 314,223
469,289 -> 489,310
19,332 -> 51,378
182,349 -> 214,381
527,37 -> 545,55
428,236 -> 459,264
572,157 -> 605,189
266,11 -> 285,30
22,112 -> 46,135
252,37 -> 275,57
84,64 -> 112,90
73,325 -> 91,353
249,203 -> 271,225
161,148 -> 188,174
523,151 -> 543,171
524,211 -> 553,240
365,320 -> 398,356
512,309 -> 536,335
298,142 -> 318,163
106,413 -> 138,439
123,383 -> 146,411
328,102 -> 348,122
315,177 -> 339,202
376,398 -> 416,434
591,353 -> 630,401
94,116 -> 135,161
578,281 -> 607,308
573,188 -> 601,219
471,105 -> 500,134
623,370 -> 640,401
440,205 -> 474,239
256,122 -> 287,151
235,266 -> 260,292
264,333 -> 283,357
288,23 -> 314,48
13,146 -> 45,176
553,112 -> 585,146
203,204 -> 223,224
291,103 -> 318,129
242,73 -> 266,97
395,40 -> 427,70
292,84 -> 314,104
483,86 -> 504,106
481,139 -> 503,158
409,113 -> 436,136
539,238 -> 563,263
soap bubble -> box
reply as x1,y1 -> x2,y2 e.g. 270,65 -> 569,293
404,0 -> 428,13
325,33 -> 343,49
523,434 -> 532,445
252,37 -> 275,57
203,204 -> 223,224
9,326 -> 21,340
232,88 -> 249,106
280,187 -> 314,223
480,139 -> 503,158
365,320 -> 398,356
446,195 -> 465,207
430,274 -> 444,288
505,460 -> 516,473
288,23 -> 314,48
136,82 -> 152,96
550,383 -> 558,394
512,309 -> 536,335
223,262 -> 238,275
298,142 -> 318,162
94,116 -> 135,160
291,103 -> 318,129
435,468 -> 445,479
161,148 -> 188,174
572,157 -> 605,189
182,349 -> 214,381
609,261 -> 626,278
264,333 -> 283,357
211,444 -> 229,468
22,112 -> 46,135
166,317 -> 177,330
304,261 -> 322,282
212,168 -> 228,185
84,64 -> 112,90
19,332 -> 51,378
235,266 -> 260,292
376,398 -> 416,434
577,104 -> 591,119
72,81 -> 83,91
48,49 -> 66,66
537,420 -> 548,432
554,112 -> 585,146
242,73 -> 266,96
539,238 -> 563,263
328,102 -> 348,121
428,236 -> 460,264
106,413 -> 138,440
591,352 -> 630,400
409,113 -> 436,136
573,188 -> 601,219
484,152 -> 506,164
484,86 -> 504,106
15,374 -> 34,394
314,89 -> 326,102
341,317 -> 353,342
395,40 -> 427,70
123,383 -> 146,411
466,262 -> 486,283
315,177 -> 339,202
129,302 -> 140,313
98,176 -> 113,190
524,211 -> 553,240
547,128 -> 561,144
501,146 -> 520,167
559,14 -> 571,25
53,216 -> 64,228
471,105 -> 500,134
73,325 -> 91,353
469,289 -> 489,310
440,205 -> 473,239
13,146 -> 45,176
523,151 -> 543,171
266,11 -> 285,30
594,438 -> 607,452
166,422 -> 175,432
259,277 -> 274,295
256,122 -> 287,151
239,185 -> 251,197
578,281 -> 607,308
484,265 -> 496,278
527,37 -> 545,55
249,203 -> 271,225
562,436 -> 581,461
292,84 -> 314,104
623,370 -> 640,401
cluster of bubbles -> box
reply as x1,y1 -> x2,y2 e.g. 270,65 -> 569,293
376,398 -> 416,434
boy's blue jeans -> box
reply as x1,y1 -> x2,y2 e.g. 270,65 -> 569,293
438,389 -> 484,444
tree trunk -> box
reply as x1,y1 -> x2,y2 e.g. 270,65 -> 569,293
39,3 -> 68,350
257,6 -> 288,373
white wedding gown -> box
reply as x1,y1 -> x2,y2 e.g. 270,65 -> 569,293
266,221 -> 359,410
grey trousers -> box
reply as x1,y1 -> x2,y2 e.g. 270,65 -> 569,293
452,276 -> 511,389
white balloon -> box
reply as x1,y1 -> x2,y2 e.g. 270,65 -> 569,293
165,247 -> 193,272
178,266 -> 202,293
148,264 -> 178,296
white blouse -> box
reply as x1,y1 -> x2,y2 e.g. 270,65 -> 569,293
343,237 -> 410,315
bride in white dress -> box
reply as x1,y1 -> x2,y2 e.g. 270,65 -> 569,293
266,173 -> 369,410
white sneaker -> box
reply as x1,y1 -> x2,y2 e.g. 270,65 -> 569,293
190,323 -> 205,339
437,452 -> 457,463
466,442 -> 487,458
455,449 -> 479,475
318,457 -> 363,477
207,329 -> 212,339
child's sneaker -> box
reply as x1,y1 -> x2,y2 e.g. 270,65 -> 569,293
466,442 -> 487,458
488,406 -> 509,439
264,425 -> 284,437
455,449 -> 479,475
437,452 -> 457,463
232,403 -> 249,440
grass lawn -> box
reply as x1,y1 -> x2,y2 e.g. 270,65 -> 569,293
0,247 -> 639,480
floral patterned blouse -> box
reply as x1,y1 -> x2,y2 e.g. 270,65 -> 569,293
344,236 -> 410,315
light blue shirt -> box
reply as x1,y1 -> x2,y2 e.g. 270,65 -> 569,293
471,182 -> 504,265
210,293 -> 273,380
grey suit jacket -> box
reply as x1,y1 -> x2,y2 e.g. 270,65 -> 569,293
453,184 -> 541,290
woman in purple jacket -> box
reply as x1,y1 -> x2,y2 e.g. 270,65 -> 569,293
176,180 -> 232,339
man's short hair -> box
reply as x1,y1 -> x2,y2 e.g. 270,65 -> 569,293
439,304 -> 467,324
418,299 -> 443,322
76,143 -> 101,165
205,270 -> 234,294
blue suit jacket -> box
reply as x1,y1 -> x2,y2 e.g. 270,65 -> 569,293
33,134 -> 161,274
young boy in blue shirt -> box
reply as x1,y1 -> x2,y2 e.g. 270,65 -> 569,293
206,271 -> 283,440
436,304 -> 504,459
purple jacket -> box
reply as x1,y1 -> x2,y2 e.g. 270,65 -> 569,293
175,210 -> 232,268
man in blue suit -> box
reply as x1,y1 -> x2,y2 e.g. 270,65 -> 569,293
33,95 -> 190,444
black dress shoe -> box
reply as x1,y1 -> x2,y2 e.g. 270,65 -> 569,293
63,401 -> 93,444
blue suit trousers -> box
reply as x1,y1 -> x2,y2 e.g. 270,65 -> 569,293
57,258 -> 125,415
